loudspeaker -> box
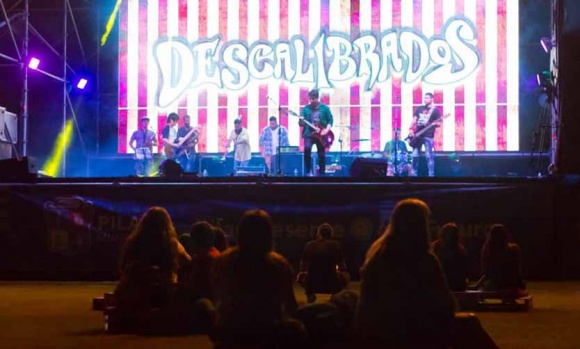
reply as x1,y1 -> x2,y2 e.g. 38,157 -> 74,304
280,153 -> 303,176
0,157 -> 35,180
349,158 -> 387,178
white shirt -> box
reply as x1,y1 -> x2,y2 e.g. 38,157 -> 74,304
169,125 -> 178,143
271,127 -> 279,155
228,128 -> 251,162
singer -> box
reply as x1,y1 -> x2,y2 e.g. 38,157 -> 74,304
225,117 -> 251,169
129,116 -> 158,176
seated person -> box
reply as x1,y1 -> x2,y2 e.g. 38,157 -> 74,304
480,224 -> 527,295
356,199 -> 456,347
178,221 -> 221,301
113,207 -> 191,331
213,226 -> 228,252
383,128 -> 412,176
211,210 -> 301,345
431,223 -> 468,291
298,223 -> 349,303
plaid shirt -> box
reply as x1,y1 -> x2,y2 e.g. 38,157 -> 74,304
259,126 -> 290,156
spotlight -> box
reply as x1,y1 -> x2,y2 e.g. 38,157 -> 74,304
28,57 -> 40,70
536,71 -> 551,87
540,37 -> 554,53
76,78 -> 88,90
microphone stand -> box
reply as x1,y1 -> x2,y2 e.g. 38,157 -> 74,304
277,120 -> 282,175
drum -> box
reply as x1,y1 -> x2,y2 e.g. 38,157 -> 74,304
387,151 -> 412,176
387,150 -> 408,165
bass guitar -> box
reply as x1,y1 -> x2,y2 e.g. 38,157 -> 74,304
405,113 -> 450,148
164,127 -> 198,159
284,109 -> 335,149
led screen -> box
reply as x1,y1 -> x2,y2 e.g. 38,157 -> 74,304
118,0 -> 519,153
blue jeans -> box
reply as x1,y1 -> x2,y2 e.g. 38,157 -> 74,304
134,147 -> 153,176
411,137 -> 435,177
178,151 -> 196,173
235,160 -> 249,169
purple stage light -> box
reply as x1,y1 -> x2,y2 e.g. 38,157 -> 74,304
76,78 -> 88,90
28,57 -> 40,70
540,37 -> 552,53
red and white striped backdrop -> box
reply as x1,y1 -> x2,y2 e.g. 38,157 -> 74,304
118,0 -> 519,154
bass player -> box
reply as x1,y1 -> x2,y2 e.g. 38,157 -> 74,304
176,114 -> 198,172
299,89 -> 334,177
408,92 -> 442,177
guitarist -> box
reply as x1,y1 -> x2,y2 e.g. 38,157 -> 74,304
408,92 -> 442,177
161,112 -> 180,159
299,89 -> 334,177
176,114 -> 198,172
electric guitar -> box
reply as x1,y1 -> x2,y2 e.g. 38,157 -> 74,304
284,109 -> 335,149
405,113 -> 450,148
174,128 -> 198,159
164,127 -> 198,159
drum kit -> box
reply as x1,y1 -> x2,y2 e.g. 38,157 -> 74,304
335,124 -> 412,176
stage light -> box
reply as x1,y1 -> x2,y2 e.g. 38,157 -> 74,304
42,119 -> 74,177
536,71 -> 551,87
76,78 -> 88,90
28,57 -> 40,70
101,0 -> 123,46
540,37 -> 554,53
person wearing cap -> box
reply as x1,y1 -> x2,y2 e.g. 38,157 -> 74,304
299,89 -> 333,176
129,116 -> 157,176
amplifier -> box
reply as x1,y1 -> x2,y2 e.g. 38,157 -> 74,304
235,165 -> 266,176
279,146 -> 299,154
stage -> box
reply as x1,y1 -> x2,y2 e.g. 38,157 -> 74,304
1,174 -> 579,281
84,151 -> 550,178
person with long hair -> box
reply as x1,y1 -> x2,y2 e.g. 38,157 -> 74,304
480,224 -> 526,294
432,223 -> 469,291
115,207 -> 191,312
211,209 -> 302,346
356,198 -> 456,348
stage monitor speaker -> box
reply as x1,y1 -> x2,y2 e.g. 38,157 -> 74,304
349,158 -> 387,178
0,157 -> 35,180
279,153 -> 303,176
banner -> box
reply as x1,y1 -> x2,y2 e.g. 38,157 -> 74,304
0,181 -> 559,280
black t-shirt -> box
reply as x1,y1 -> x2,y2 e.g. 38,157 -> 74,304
161,125 -> 171,139
178,125 -> 196,151
413,106 -> 441,138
